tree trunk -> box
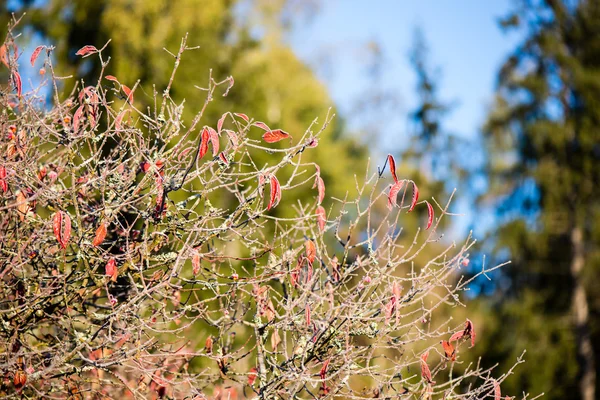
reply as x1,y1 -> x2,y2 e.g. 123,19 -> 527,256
570,226 -> 596,400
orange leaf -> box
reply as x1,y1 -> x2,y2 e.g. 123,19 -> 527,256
92,222 -> 107,247
263,129 -> 291,143
105,75 -> 119,83
122,85 -> 134,104
305,240 -> 316,264
441,340 -> 456,361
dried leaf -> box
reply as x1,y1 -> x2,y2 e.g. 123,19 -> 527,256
76,45 -> 98,56
493,379 -> 501,400
12,71 -> 22,97
425,201 -> 434,230
316,205 -> 326,232
199,127 -> 210,160
268,175 -> 281,210
122,85 -> 134,104
408,180 -> 419,212
420,351 -> 435,384
253,121 -> 271,131
208,127 -> 219,156
387,180 -> 405,210
30,45 -> 44,66
192,251 -> 201,275
92,222 -> 107,247
205,336 -> 213,354
13,370 -> 26,390
305,240 -> 316,264
271,329 -> 281,350
234,112 -> 249,122
53,211 -> 71,249
217,113 -> 227,133
387,154 -> 398,183
441,340 -> 456,361
262,129 -> 291,143
314,175 -> 325,205
105,258 -> 118,282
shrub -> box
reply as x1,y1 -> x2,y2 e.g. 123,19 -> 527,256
0,22 -> 520,399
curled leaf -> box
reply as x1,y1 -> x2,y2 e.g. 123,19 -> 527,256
387,180 -> 405,210
425,201 -> 434,230
305,240 -> 316,265
208,127 -> 219,156
234,112 -> 249,122
262,129 -> 291,143
76,45 -> 98,56
12,71 -> 22,97
199,127 -> 210,160
92,222 -> 107,247
218,152 -> 229,167
247,367 -> 258,386
465,318 -> 476,347
441,340 -> 456,361
253,121 -> 271,131
314,175 -> 325,205
493,379 -> 501,400
217,113 -> 227,133
105,258 -> 118,282
30,45 -> 45,66
420,351 -> 435,384
268,175 -> 281,210
387,154 -> 398,183
53,211 -> 71,249
316,205 -> 326,232
122,85 -> 134,104
408,180 -> 419,212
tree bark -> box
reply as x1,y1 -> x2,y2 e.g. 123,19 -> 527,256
570,226 -> 596,400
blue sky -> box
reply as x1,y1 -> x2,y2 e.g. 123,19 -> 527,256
289,1 -> 521,140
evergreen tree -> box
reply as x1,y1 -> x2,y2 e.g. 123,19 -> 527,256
480,0 -> 600,398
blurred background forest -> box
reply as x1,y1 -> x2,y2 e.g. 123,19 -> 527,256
2,0 -> 600,398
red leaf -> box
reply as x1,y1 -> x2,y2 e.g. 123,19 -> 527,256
441,340 -> 456,361
425,201 -> 434,230
105,75 -> 119,83
268,175 -> 281,210
218,152 -> 229,166
73,106 -> 84,133
305,240 -> 316,264
320,359 -> 330,381
449,331 -> 465,342
199,127 -> 210,160
253,121 -> 271,131
12,71 -> 22,97
408,180 -> 419,212
387,154 -> 398,183
122,85 -> 134,104
315,205 -> 326,232
234,112 -> 249,122
420,351 -> 435,384
76,45 -> 98,56
387,180 -> 405,210
493,379 -> 501,400
208,127 -> 219,156
262,129 -> 291,143
217,113 -> 227,133
105,258 -> 118,282
30,45 -> 44,66
314,175 -> 325,205
305,304 -> 311,326
192,251 -> 201,275
92,222 -> 107,247
247,367 -> 258,386
53,211 -> 71,249
115,109 -> 129,131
